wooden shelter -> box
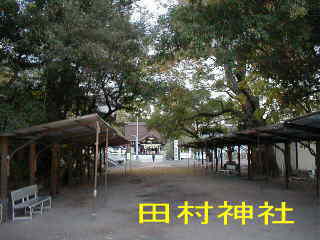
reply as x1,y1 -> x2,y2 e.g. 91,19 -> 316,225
185,111 -> 320,197
0,114 -> 129,205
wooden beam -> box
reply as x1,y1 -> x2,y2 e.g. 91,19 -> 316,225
260,129 -> 316,142
285,123 -> 320,135
235,134 -> 260,144
258,130 -> 295,141
29,144 -> 37,185
0,136 -> 9,200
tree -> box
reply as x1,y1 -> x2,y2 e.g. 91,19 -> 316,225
148,0 -> 320,175
152,0 -> 320,133
0,0 -> 153,130
161,0 -> 320,113
0,72 -> 47,132
147,65 -> 230,139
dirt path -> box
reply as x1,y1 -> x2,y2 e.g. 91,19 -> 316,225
0,164 -> 319,240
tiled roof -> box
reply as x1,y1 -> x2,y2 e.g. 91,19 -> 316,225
124,122 -> 163,143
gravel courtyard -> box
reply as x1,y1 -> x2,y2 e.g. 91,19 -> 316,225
0,160 -> 319,240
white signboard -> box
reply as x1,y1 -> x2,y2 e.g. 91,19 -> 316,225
174,140 -> 179,161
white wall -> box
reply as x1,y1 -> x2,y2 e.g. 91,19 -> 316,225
274,142 -> 316,174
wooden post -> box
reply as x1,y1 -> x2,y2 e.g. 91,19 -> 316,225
105,129 -> 109,186
220,148 -> 223,169
29,144 -> 37,185
195,150 -> 198,168
211,149 -> 214,171
295,141 -> 299,170
94,122 -> 100,198
87,147 -> 90,182
214,148 -> 218,173
80,147 -> 85,184
201,148 -> 204,168
227,145 -> 232,162
265,144 -> 270,182
257,134 -> 262,177
99,146 -> 103,179
188,147 -> 191,168
51,144 -> 60,196
247,145 -> 251,180
205,143 -> 208,170
237,145 -> 241,176
124,143 -> 129,175
0,136 -> 9,200
187,154 -> 190,168
316,142 -> 320,198
67,147 -> 75,186
284,142 -> 290,189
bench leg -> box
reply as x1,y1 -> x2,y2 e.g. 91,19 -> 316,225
32,204 -> 43,216
28,207 -> 33,219
40,203 -> 43,216
42,198 -> 52,210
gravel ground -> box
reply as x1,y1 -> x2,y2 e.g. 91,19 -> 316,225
0,160 -> 319,240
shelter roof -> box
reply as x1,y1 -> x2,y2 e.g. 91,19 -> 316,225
0,114 -> 128,146
184,111 -> 320,149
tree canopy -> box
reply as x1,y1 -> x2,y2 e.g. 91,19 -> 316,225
0,0 -> 154,131
145,0 -> 320,139
1,0 -> 320,139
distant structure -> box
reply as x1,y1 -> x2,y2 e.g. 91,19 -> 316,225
124,122 -> 165,155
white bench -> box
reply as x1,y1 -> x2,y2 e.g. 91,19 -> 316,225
218,165 -> 238,175
217,169 -> 233,175
226,164 -> 237,171
11,185 -> 51,221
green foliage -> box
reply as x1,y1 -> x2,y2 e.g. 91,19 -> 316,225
0,73 -> 47,132
0,0 -> 153,130
147,73 -> 229,139
158,0 -> 320,105
149,0 -> 320,135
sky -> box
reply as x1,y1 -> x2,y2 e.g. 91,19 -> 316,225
138,0 -> 173,15
131,0 -> 226,99
138,0 -> 169,15
132,0 -> 175,25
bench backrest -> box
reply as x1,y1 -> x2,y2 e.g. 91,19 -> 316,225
11,185 -> 38,206
226,164 -> 236,170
